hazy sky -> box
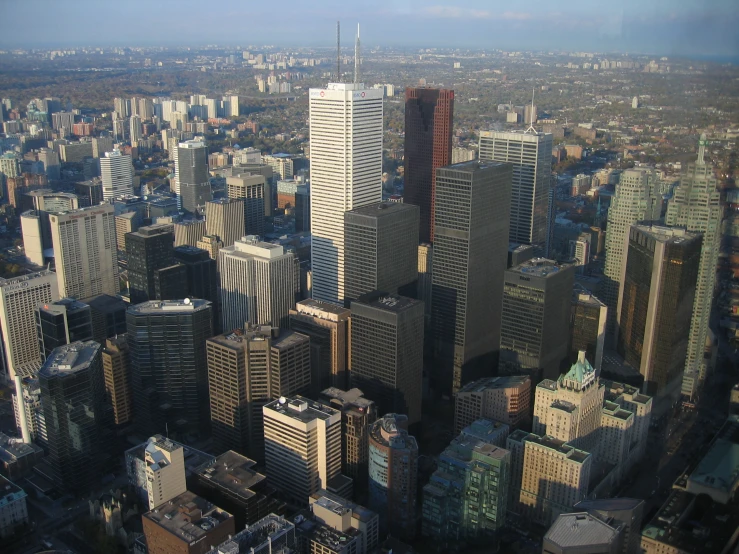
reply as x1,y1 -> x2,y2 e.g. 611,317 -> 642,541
1,0 -> 738,57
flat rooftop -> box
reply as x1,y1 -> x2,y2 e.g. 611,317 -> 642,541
0,432 -> 44,462
143,491 -> 232,543
198,451 -> 266,501
545,512 -> 618,549
81,294 -> 127,313
508,257 -> 571,278
346,201 -> 417,218
39,341 -> 100,378
687,415 -> 739,498
126,435 -> 213,475
439,159 -> 511,173
310,489 -> 377,524
293,299 -> 350,319
632,224 -> 701,245
458,375 -> 530,393
0,474 -> 26,504
0,269 -> 55,288
320,388 -> 375,410
526,434 -> 590,463
128,298 -> 210,314
265,396 -> 339,424
353,292 -> 421,313
38,298 -> 89,315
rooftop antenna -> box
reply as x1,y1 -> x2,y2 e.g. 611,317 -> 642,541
525,87 -> 537,134
336,21 -> 341,82
697,133 -> 707,165
354,23 -> 360,84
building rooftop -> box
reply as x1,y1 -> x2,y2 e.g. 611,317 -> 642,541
460,419 -> 510,442
508,257 -> 572,278
0,269 -> 55,288
320,388 -> 375,411
559,350 -> 597,388
346,201 -> 418,219
0,474 -> 26,507
641,488 -> 739,553
81,293 -> 127,314
507,429 -> 531,443
0,432 -> 44,463
310,489 -> 377,524
39,341 -> 100,378
198,451 -> 266,503
572,283 -> 606,307
143,491 -> 232,544
204,514 -> 294,554
127,298 -> 211,315
526,434 -> 590,464
353,291 -> 421,313
38,297 -> 89,315
126,435 -> 214,475
292,299 -> 350,320
457,375 -> 530,394
305,519 -> 360,550
129,224 -> 172,238
545,512 -> 619,549
687,415 -> 739,501
441,159 -> 512,173
226,237 -> 286,259
370,414 -> 418,451
265,396 -> 339,424
632,224 -> 701,245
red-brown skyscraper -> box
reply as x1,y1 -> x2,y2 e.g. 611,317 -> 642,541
404,88 -> 454,243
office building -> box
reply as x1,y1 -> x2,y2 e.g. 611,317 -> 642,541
10,378 -> 45,447
125,224 -> 177,303
263,396 -> 344,505
289,299 -> 351,391
349,292 -> 424,427
618,225 -> 702,398
92,136 -> 114,159
319,387 -> 378,483
499,258 -> 575,381
125,434 -> 214,508
226,174 -> 265,236
101,336 -> 133,426
368,414 -> 418,541
128,299 -> 213,437
309,489 -> 379,554
218,237 -> 297,332
173,246 -> 219,331
38,341 -> 114,493
665,136 -> 723,399
100,148 -> 134,200
197,234 -> 223,260
130,115 -> 142,143
205,198 -> 245,247
142,491 -> 235,554
432,160 -> 512,394
49,204 -> 119,299
295,184 -> 310,232
403,88 -> 454,243
569,498 -> 645,554
309,82 -> 383,304
602,168 -> 662,339
478,130 -> 553,254
543,512 -> 623,554
203,514 -> 295,554
518,434 -> 592,526
343,202 -> 419,303
569,233 -> 592,271
0,475 -> 28,539
38,148 -> 61,180
570,285 -> 607,372
295,518 -> 361,554
191,451 -> 285,530
207,327 -> 311,460
0,271 -> 59,380
75,179 -> 104,207
417,243 -> 433,330
35,298 -> 93,361
173,219 -> 206,247
84,293 -> 127,343
262,153 -> 294,181
20,211 -> 46,266
115,212 -> 139,250
422,434 -> 510,542
454,375 -> 532,435
175,139 -> 212,214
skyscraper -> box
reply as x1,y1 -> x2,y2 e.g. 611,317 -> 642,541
129,115 -> 142,143
175,140 -> 212,214
35,298 -> 93,361
218,237 -> 297,332
368,414 -> 418,541
309,82 -> 383,304
454,375 -> 532,435
432,161 -> 512,394
38,341 -> 114,493
665,136 -> 722,400
602,168 -> 662,340
478,130 -> 553,253
0,271 -> 59,381
127,299 -> 213,437
499,258 -> 575,381
48,204 -> 119,299
207,327 -> 311,460
101,335 -> 133,426
263,396 -> 344,505
225,174 -> 265,236
289,299 -> 351,391
569,285 -> 607,373
173,245 -> 219,331
403,88 -> 454,243
205,198 -> 245,247
125,224 -> 177,303
343,202 -> 419,303
173,219 -> 206,247
100,148 -> 134,200
349,292 -> 424,427
617,225 -> 702,398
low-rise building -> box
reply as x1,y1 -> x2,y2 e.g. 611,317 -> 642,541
309,489 -> 379,554
0,475 -> 29,539
203,514 -> 295,554
454,375 -> 532,434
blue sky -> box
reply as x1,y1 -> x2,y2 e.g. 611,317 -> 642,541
1,0 -> 737,57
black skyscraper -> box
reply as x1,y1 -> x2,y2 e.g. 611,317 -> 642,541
126,224 -> 186,303
36,298 -> 93,361
174,245 -> 220,332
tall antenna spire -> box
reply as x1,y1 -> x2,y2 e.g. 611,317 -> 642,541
525,87 -> 537,134
336,21 -> 341,82
354,23 -> 360,84
697,133 -> 707,165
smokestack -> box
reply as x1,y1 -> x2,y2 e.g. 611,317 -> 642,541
336,21 -> 341,82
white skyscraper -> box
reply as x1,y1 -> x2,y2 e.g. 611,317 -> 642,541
48,204 -> 119,299
478,130 -> 553,254
129,115 -> 142,143
100,148 -> 134,200
218,236 -> 297,332
308,82 -> 383,304
0,271 -> 59,381
602,168 -> 662,339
